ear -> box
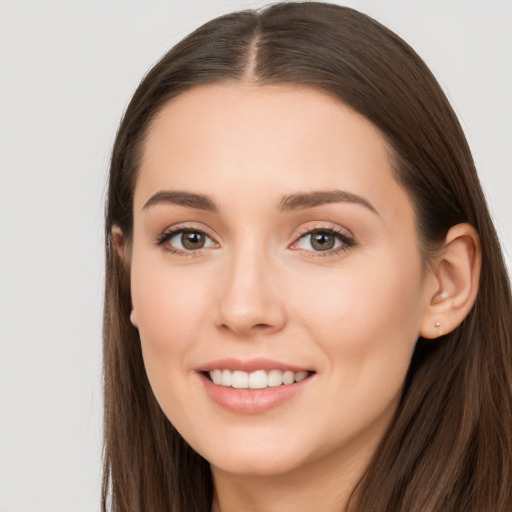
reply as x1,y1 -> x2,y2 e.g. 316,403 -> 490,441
130,308 -> 139,329
420,223 -> 481,339
112,224 -> 128,263
111,225 -> 138,328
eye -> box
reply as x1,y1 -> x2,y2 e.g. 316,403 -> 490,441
158,228 -> 216,252
292,228 -> 354,253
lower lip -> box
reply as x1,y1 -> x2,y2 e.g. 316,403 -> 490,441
198,373 -> 312,414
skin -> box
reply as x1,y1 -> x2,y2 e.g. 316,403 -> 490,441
126,83 -> 453,512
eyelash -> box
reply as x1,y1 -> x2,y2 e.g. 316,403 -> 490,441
292,226 -> 355,258
155,225 -> 356,258
155,224 -> 216,257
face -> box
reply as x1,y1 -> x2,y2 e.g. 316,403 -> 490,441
128,83 -> 433,478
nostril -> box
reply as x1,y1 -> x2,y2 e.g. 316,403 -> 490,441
218,320 -> 281,335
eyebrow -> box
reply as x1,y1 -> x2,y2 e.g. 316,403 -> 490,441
278,189 -> 378,214
142,188 -> 378,215
143,190 -> 218,211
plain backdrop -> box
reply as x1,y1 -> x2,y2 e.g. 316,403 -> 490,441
0,1 -> 510,511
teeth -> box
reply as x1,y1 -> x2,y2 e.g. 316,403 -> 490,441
267,369 -> 284,387
208,369 -> 310,389
210,369 -> 222,385
221,369 -> 232,387
282,370 -> 295,385
248,370 -> 267,389
231,370 -> 248,389
294,371 -> 308,382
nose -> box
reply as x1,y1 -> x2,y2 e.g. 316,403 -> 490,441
215,245 -> 287,337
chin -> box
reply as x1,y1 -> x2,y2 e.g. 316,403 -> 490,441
209,451 -> 305,477
194,429 -> 322,477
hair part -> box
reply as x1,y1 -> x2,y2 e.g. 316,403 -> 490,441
103,3 -> 512,511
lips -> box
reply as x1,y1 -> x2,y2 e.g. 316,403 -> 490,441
195,358 -> 315,414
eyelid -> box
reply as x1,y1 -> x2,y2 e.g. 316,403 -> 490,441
289,223 -> 356,256
154,221 -> 355,257
155,223 -> 219,255
294,221 -> 354,239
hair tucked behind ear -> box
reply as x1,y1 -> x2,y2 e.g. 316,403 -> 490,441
103,3 -> 512,511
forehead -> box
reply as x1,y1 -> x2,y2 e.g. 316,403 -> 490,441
134,83 -> 410,219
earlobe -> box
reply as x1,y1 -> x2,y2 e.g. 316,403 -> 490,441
130,308 -> 138,328
420,223 -> 481,339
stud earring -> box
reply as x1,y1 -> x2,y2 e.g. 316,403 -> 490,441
435,322 -> 445,337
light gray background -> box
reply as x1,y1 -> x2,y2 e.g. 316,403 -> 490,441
0,1 -> 510,511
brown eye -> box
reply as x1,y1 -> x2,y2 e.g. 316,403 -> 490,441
310,231 -> 336,251
165,229 -> 216,251
181,230 -> 206,250
293,228 -> 353,253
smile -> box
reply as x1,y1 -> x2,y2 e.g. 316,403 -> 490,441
197,359 -> 315,414
208,369 -> 310,389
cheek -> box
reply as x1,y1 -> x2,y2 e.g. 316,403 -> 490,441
129,256 -> 212,425
129,251 -> 215,414
345,241 -> 422,326
131,254 -> 208,349
329,273 -> 421,344
295,250 -> 424,387
297,265 -> 423,442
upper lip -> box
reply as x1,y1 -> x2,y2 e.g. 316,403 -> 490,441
195,358 -> 313,373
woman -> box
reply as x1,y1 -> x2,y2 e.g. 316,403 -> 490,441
102,2 -> 512,511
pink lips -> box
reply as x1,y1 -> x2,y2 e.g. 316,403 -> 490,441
195,357 -> 311,373
195,358 -> 314,414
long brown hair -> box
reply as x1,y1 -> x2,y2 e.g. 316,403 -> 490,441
102,3 -> 512,511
